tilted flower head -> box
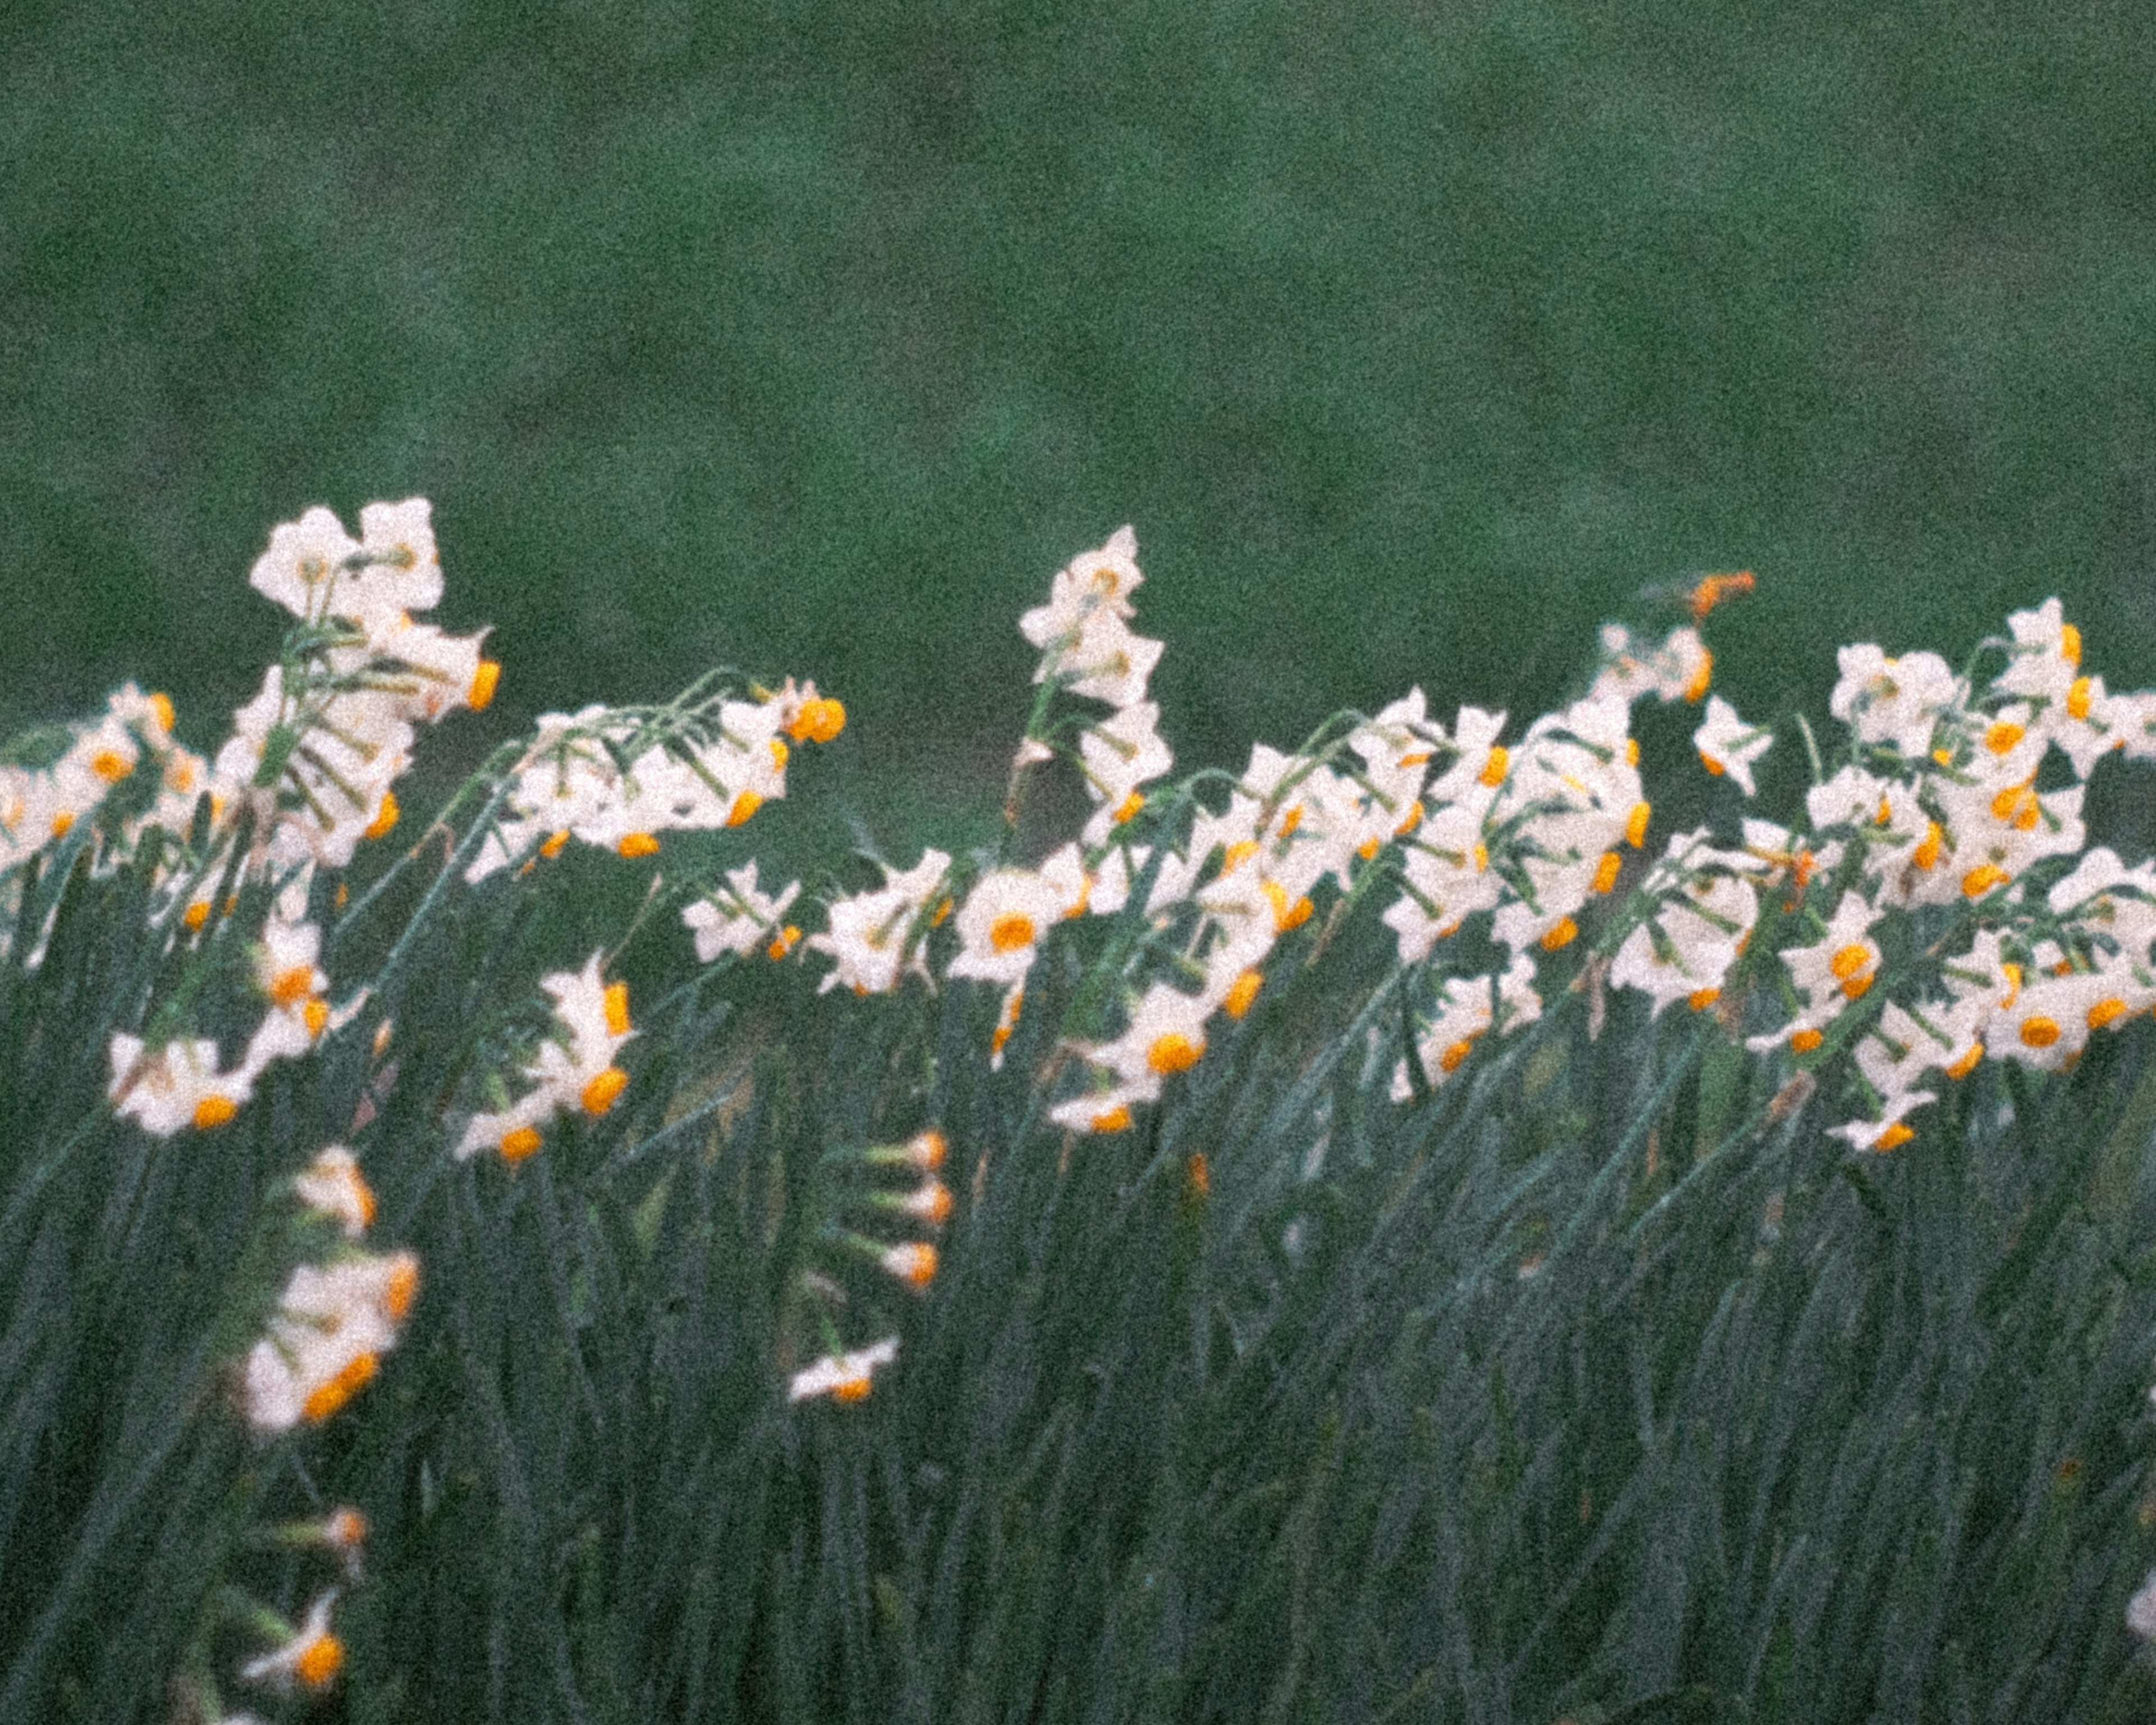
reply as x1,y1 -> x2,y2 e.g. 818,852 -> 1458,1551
683,861 -> 803,962
527,953 -> 637,1117
1080,980 -> 1214,1102
1058,610 -> 1166,710
1781,890 -> 1885,1017
109,1033 -> 253,1137
1609,832 -> 1760,1017
1020,525 -> 1144,650
293,1146 -> 376,1238
788,1335 -> 899,1404
240,1250 -> 418,1433
1693,695 -> 1773,796
1830,644 -> 1965,759
809,850 -> 952,996
239,1590 -> 345,1692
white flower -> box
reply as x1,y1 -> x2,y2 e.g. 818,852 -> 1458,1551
1058,610 -> 1165,710
683,862 -> 802,962
1780,891 -> 1884,1018
1693,696 -> 1773,796
808,850 -> 952,996
239,1590 -> 344,1692
1078,981 -> 1213,1102
1827,1085 -> 1935,1153
109,1034 -> 253,1137
240,1251 -> 418,1433
948,867 -> 1075,985
453,953 -> 634,1160
1829,645 -> 1965,758
1020,526 -> 1143,649
788,1335 -> 899,1403
2128,1569 -> 2156,1642
293,1147 -> 376,1238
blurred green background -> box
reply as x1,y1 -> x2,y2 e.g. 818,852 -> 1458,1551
4,0 -> 2153,843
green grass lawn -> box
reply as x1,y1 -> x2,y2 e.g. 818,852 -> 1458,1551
4,0 -> 2154,852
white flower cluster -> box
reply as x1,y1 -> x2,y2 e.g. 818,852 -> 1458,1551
465,680 -> 842,882
89,501 -> 487,1137
222,501 -> 496,878
0,684 -> 208,871
241,1145 -> 416,1434
456,953 -> 636,1161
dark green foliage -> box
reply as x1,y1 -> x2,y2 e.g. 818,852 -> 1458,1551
5,812 -> 2156,1721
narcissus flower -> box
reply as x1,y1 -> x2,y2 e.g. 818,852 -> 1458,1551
1693,696 -> 1773,796
108,1034 -> 253,1137
240,1251 -> 418,1433
948,867 -> 1079,985
788,1336 -> 899,1404
682,861 -> 803,962
239,1591 -> 345,1692
808,850 -> 952,996
293,1146 -> 376,1238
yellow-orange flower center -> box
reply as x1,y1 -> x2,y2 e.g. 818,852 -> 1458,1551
2088,997 -> 2129,1032
1112,791 -> 1145,824
1698,751 -> 1725,778
989,912 -> 1037,953
385,1257 -> 419,1321
500,1125 -> 542,1161
303,998 -> 330,1038
1591,851 -> 1622,895
767,923 -> 801,961
602,980 -> 631,1035
1090,1105 -> 1133,1133
2061,622 -> 2082,665
1540,916 -> 1579,952
725,791 -> 763,828
183,899 -> 211,930
1147,1032 -> 1203,1075
1625,802 -> 1652,848
581,1066 -> 629,1115
1439,1038 -> 1476,1074
303,1352 -> 378,1423
1683,648 -> 1713,703
1961,864 -> 2009,899
1984,720 -> 2025,755
1875,1122 -> 1914,1153
271,964 -> 316,1008
193,1095 -> 238,1130
1792,1027 -> 1824,1054
1478,746 -> 1510,788
468,660 -> 502,710
787,697 -> 847,744
540,829 -> 572,859
618,830 -> 662,857
1223,969 -> 1263,1019
1220,839 -> 1259,875
1945,1042 -> 1983,1080
2066,676 -> 2093,721
148,691 -> 176,732
1256,879 -> 1305,932
2019,1016 -> 2061,1048
1912,823 -> 1942,871
1688,987 -> 1721,1011
363,791 -> 399,841
295,1633 -> 345,1690
90,749 -> 132,783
